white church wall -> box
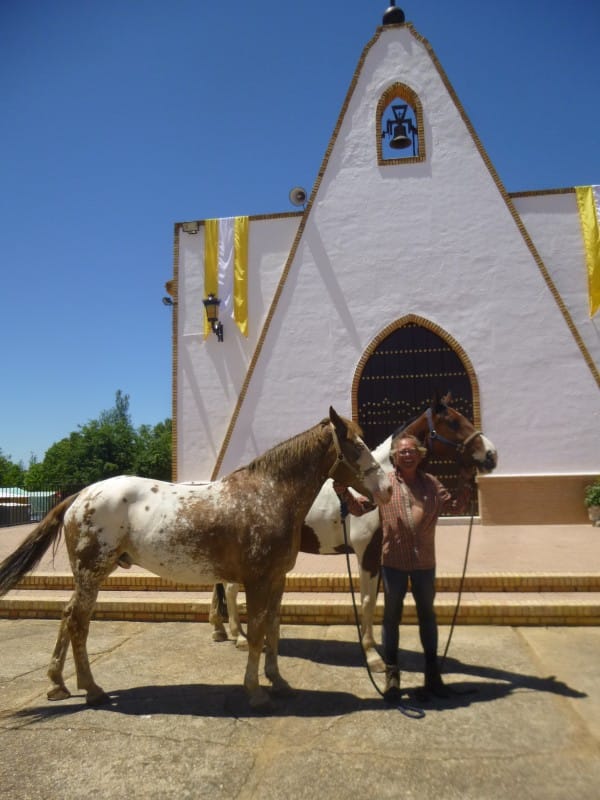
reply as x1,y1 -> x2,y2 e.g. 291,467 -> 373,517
172,23 -> 599,521
212,25 -> 600,479
512,191 -> 600,371
176,214 -> 301,481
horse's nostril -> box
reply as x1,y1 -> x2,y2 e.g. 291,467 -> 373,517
484,452 -> 497,470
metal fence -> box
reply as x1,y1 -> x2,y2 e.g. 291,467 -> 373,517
0,486 -> 84,527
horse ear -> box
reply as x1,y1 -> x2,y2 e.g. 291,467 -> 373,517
431,390 -> 445,413
441,390 -> 453,406
329,406 -> 348,439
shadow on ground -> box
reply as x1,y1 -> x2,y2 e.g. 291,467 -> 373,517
8,635 -> 585,726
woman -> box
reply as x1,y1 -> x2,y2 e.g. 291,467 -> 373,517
334,432 -> 474,702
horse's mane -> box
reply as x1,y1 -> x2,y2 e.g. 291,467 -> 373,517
235,415 -> 362,480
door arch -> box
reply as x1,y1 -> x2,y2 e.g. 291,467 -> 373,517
352,315 -> 481,512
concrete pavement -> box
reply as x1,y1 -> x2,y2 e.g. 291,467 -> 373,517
1,519 -> 599,798
0,619 -> 599,799
2,519 -> 598,575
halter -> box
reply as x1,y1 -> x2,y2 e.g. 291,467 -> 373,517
425,407 -> 482,455
328,424 -> 379,500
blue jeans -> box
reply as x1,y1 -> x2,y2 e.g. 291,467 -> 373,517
381,565 -> 438,667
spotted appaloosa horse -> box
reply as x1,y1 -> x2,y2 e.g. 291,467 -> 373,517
210,393 -> 497,672
0,408 -> 391,709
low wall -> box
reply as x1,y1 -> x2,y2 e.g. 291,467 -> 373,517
477,474 -> 596,525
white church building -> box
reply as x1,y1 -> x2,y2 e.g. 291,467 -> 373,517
166,5 -> 600,524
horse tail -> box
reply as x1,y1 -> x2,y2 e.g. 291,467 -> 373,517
0,493 -> 80,596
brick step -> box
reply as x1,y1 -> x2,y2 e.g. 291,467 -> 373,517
12,571 -> 600,593
2,588 -> 599,626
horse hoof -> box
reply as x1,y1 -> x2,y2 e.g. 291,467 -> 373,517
235,636 -> 249,651
270,679 -> 295,697
248,687 -> 272,710
86,690 -> 110,706
47,685 -> 71,702
212,630 -> 228,642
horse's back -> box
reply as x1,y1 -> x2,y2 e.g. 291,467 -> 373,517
63,475 -> 225,584
302,479 -> 380,557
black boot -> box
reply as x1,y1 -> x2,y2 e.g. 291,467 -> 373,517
383,665 -> 401,703
424,657 -> 450,698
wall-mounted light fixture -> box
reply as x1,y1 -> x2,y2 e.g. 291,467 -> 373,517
181,221 -> 200,234
203,293 -> 224,342
162,296 -> 174,306
382,103 -> 418,155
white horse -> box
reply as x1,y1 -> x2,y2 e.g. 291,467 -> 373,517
210,395 -> 498,672
0,409 -> 392,709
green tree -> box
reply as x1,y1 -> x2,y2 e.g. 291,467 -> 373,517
31,433 -> 85,486
23,456 -> 46,490
22,391 -> 135,487
133,419 -> 173,481
75,390 -> 136,481
0,449 -> 25,487
19,391 -> 172,488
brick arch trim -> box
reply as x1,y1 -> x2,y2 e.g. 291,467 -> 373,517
376,82 -> 426,165
351,314 -> 482,430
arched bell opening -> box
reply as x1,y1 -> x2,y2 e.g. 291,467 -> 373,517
377,82 -> 425,165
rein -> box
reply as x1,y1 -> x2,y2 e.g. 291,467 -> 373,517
441,496 -> 475,668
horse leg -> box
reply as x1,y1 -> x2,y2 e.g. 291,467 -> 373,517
360,568 -> 386,673
242,583 -> 272,709
263,576 -> 293,696
71,578 -> 109,704
47,612 -> 73,701
226,583 -> 248,650
209,585 -> 228,642
47,578 -> 107,704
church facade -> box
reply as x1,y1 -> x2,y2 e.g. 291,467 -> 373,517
166,13 -> 599,524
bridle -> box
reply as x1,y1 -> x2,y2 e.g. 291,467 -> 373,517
424,407 -> 483,456
328,423 -> 379,500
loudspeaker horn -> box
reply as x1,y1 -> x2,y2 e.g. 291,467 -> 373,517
289,186 -> 307,207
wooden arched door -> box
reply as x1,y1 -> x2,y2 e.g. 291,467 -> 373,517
353,316 -> 480,513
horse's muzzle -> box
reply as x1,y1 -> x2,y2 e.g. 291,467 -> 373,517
476,450 -> 498,473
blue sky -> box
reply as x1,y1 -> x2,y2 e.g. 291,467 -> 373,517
1,0 -> 599,467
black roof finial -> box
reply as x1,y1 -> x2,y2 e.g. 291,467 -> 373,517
382,2 -> 405,26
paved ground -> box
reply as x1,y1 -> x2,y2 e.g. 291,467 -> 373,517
2,519 -> 598,576
1,521 -> 599,798
1,620 -> 599,799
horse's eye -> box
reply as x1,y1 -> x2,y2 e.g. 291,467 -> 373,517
349,441 -> 363,458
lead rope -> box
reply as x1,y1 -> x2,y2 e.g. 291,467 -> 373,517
441,495 -> 475,669
339,497 -> 425,719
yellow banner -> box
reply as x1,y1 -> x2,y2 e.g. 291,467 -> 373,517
575,186 -> 600,317
203,219 -> 219,338
203,217 -> 249,338
233,216 -> 249,336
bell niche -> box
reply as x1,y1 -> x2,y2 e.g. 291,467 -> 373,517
377,82 -> 425,165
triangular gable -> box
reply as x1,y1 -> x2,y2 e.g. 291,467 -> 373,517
205,22 -> 599,478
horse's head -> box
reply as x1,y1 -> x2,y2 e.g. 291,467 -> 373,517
405,392 -> 497,474
328,407 -> 392,504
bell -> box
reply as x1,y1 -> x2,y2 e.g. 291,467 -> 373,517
389,122 -> 411,149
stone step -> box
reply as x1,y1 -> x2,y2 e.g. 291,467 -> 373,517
10,571 -> 600,593
2,583 -> 599,627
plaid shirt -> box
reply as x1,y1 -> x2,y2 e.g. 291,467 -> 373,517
344,469 -> 467,570
380,470 -> 451,570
